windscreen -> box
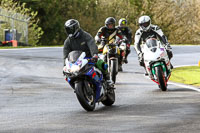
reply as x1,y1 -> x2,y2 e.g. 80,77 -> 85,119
145,38 -> 158,52
68,51 -> 82,63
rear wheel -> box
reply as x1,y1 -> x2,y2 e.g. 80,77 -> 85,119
110,60 -> 117,83
155,66 -> 167,91
75,81 -> 95,111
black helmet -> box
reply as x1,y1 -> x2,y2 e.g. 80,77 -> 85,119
64,19 -> 80,37
105,17 -> 116,29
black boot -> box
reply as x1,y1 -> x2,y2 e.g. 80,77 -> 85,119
105,73 -> 114,89
124,58 -> 128,64
125,49 -> 130,64
144,66 -> 148,76
170,63 -> 173,69
118,64 -> 123,72
144,72 -> 148,76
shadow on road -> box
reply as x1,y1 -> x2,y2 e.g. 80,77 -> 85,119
119,71 -> 144,74
116,82 -> 153,86
167,88 -> 197,92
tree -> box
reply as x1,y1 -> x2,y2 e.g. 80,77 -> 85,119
17,0 -> 99,45
12,0 -> 200,45
151,0 -> 200,44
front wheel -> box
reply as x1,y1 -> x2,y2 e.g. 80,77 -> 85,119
155,66 -> 167,91
75,81 -> 96,111
110,59 -> 117,83
102,89 -> 115,106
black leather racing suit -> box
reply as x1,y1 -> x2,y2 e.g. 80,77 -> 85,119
95,26 -> 124,44
117,26 -> 132,59
95,26 -> 124,68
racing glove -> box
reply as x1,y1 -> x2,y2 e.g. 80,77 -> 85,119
165,43 -> 172,50
138,53 -> 145,66
122,38 -> 128,43
138,53 -> 143,62
91,54 -> 98,63
95,36 -> 101,44
63,65 -> 67,76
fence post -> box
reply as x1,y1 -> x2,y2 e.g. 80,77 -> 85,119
26,17 -> 31,45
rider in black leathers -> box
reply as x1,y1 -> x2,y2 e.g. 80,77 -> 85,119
63,19 -> 98,62
95,17 -> 125,71
116,18 -> 132,64
63,19 -> 113,87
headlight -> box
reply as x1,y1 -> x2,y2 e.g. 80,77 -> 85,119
70,65 -> 81,73
120,45 -> 126,50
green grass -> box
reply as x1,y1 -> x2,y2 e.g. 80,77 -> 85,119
169,66 -> 200,87
0,46 -> 31,49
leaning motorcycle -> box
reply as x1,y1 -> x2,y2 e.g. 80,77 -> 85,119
63,51 -> 115,111
98,36 -> 120,84
141,38 -> 172,91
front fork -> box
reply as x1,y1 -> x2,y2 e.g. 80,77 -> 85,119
107,54 -> 118,73
151,62 -> 169,81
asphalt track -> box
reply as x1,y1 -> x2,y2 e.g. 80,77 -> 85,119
0,46 -> 199,133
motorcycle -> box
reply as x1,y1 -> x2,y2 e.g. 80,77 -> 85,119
119,40 -> 127,64
141,38 -> 172,91
98,36 -> 120,83
117,37 -> 128,71
63,51 -> 115,111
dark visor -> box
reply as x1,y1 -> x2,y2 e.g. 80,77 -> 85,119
139,21 -> 150,28
65,27 -> 74,34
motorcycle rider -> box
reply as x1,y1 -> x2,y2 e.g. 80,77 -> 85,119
117,18 -> 132,64
63,19 -> 114,87
134,15 -> 173,75
95,17 -> 125,71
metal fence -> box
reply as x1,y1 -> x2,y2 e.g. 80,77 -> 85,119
0,7 -> 30,44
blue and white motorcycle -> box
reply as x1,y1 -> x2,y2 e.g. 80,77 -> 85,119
63,51 -> 115,111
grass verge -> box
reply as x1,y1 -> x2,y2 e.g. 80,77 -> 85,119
169,66 -> 200,87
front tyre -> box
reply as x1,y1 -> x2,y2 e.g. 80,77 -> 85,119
155,66 -> 167,91
75,81 -> 95,111
102,89 -> 115,106
110,60 -> 117,83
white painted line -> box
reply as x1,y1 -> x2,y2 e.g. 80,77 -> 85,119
144,65 -> 200,92
168,81 -> 200,92
174,64 -> 198,68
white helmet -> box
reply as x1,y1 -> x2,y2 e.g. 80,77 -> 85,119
138,15 -> 151,32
